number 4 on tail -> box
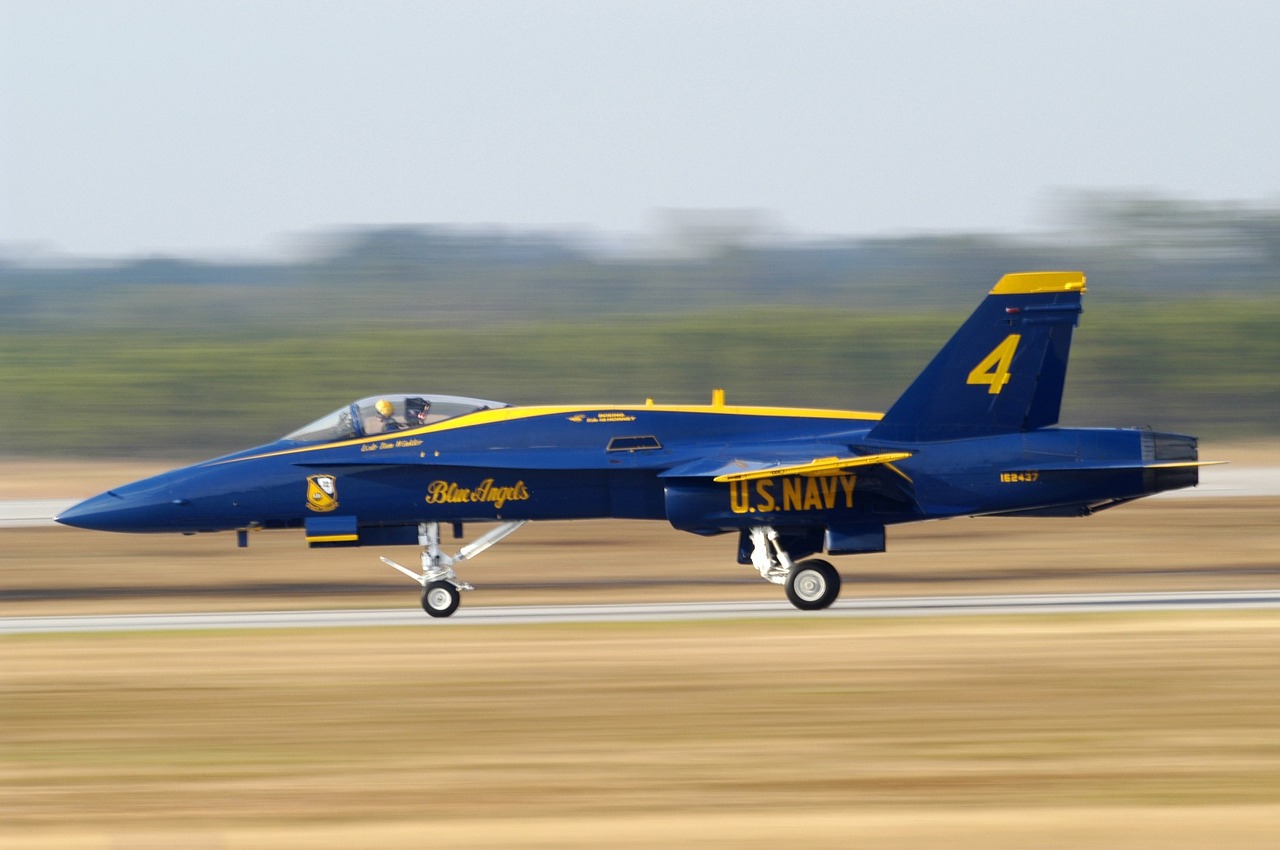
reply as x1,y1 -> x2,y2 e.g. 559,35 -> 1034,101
967,334 -> 1020,394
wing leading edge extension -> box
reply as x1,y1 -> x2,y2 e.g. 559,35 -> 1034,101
709,452 -> 913,482
659,451 -> 912,483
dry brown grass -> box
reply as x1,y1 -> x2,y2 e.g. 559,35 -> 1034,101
4,614 -> 1280,848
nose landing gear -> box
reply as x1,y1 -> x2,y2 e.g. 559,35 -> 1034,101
380,520 -> 527,617
421,580 -> 461,617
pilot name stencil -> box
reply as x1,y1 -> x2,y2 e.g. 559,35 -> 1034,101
568,412 -> 637,424
361,438 -> 424,452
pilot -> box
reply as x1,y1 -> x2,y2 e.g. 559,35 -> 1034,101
404,397 -> 432,427
374,398 -> 403,433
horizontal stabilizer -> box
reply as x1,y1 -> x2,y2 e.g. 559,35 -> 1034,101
1146,460 -> 1226,469
1005,460 -> 1224,474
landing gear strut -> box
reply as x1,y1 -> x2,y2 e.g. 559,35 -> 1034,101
381,520 -> 527,618
747,526 -> 842,611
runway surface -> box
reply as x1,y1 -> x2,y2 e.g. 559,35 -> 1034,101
4,590 -> 1278,634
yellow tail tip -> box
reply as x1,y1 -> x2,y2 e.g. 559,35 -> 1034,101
990,271 -> 1087,295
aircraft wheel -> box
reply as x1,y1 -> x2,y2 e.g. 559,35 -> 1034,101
422,581 -> 461,618
785,559 -> 841,611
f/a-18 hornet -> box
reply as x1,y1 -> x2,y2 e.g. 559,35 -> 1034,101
58,271 -> 1209,617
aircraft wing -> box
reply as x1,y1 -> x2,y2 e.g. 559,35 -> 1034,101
660,451 -> 912,482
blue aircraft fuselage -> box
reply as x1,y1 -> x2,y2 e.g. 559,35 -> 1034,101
59,406 -> 1194,532
57,272 -> 1206,616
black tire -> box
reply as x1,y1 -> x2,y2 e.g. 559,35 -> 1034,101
785,559 -> 841,611
422,581 -> 461,618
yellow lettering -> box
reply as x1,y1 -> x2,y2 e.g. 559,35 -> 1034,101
755,480 -> 776,512
728,473 -> 860,513
782,478 -> 803,511
803,478 -> 823,511
426,479 -> 530,507
840,474 -> 857,507
818,477 -> 838,509
967,334 -> 1021,395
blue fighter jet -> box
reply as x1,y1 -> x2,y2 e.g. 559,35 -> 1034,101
58,271 -> 1209,617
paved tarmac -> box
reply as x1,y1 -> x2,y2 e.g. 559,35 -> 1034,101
0,499 -> 79,528
3,590 -> 1279,635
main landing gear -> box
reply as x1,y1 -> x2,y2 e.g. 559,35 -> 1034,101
746,526 -> 843,611
380,520 -> 527,618
382,521 -> 841,617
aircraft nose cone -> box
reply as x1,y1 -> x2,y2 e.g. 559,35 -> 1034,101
55,477 -> 181,533
56,490 -> 148,532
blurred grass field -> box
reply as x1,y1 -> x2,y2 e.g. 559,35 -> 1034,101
4,296 -> 1279,458
4,613 -> 1280,849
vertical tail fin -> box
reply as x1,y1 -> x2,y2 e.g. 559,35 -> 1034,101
867,271 -> 1086,443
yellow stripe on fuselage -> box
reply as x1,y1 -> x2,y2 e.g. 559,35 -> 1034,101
305,534 -> 359,543
213,404 -> 885,465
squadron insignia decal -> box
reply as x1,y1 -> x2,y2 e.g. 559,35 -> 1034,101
306,475 -> 339,512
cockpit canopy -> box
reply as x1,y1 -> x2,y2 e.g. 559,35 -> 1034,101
283,394 -> 509,444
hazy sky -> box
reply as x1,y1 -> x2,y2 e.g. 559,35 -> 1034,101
3,0 -> 1280,258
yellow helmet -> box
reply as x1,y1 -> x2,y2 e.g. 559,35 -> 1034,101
375,399 -> 395,417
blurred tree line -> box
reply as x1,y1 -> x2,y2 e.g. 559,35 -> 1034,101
1,193 -> 1277,457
